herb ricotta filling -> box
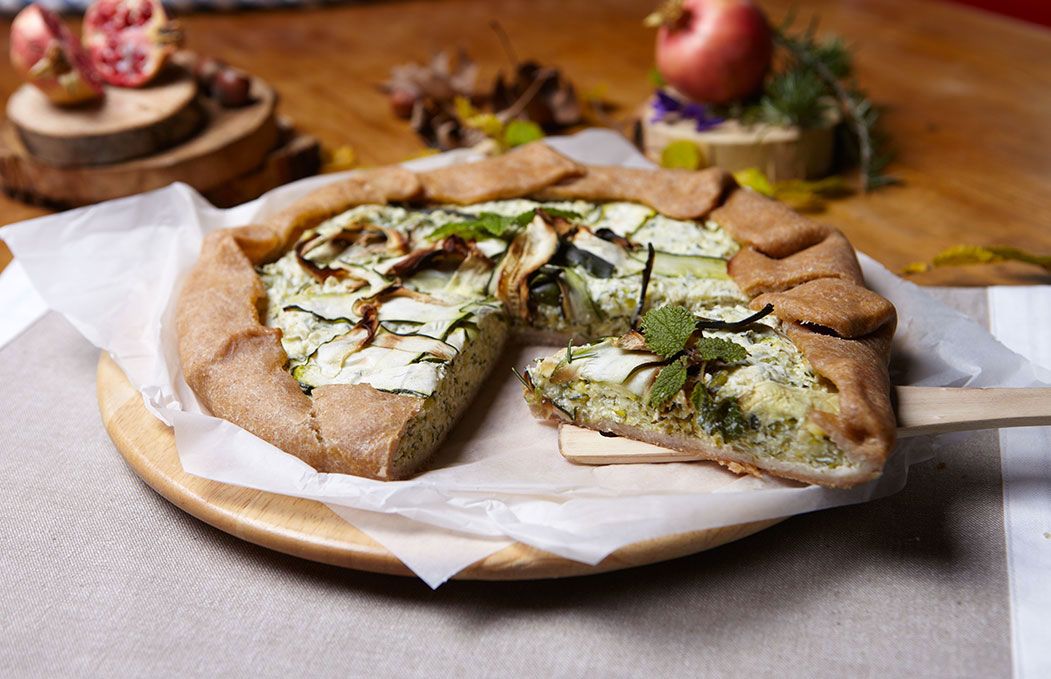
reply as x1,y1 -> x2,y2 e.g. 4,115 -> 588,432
258,198 -> 844,469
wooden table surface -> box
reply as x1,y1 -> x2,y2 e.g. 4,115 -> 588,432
2,0 -> 1050,285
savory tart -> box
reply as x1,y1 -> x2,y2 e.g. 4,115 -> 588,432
176,142 -> 896,487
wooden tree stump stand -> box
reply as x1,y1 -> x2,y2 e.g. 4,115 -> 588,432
0,55 -> 320,208
6,66 -> 203,167
639,96 -> 841,181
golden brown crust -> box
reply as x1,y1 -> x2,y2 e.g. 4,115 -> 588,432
751,277 -> 897,339
710,187 -> 830,258
310,384 -> 422,479
227,224 -> 285,265
728,229 -> 863,296
178,147 -> 896,486
417,142 -> 584,204
176,231 -> 324,463
785,321 -> 897,481
562,417 -> 872,489
261,167 -> 421,262
533,165 -> 732,220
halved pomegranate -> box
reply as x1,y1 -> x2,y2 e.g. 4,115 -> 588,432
83,0 -> 184,88
9,5 -> 104,106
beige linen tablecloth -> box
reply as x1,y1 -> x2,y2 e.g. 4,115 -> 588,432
0,289 -> 1010,678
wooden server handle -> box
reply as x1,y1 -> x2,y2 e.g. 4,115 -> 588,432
559,386 -> 1051,465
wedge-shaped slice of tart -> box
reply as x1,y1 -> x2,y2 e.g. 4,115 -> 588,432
177,142 -> 896,485
523,303 -> 878,487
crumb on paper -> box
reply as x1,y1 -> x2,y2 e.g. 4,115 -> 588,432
719,460 -> 763,478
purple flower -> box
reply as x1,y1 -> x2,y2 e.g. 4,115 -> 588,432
651,90 -> 682,123
650,89 -> 724,132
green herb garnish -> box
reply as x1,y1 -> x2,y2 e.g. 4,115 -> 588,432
564,336 -> 597,363
640,305 -> 696,358
511,366 -> 531,389
648,357 -> 687,408
703,15 -> 895,191
758,66 -> 829,129
428,210 -> 535,241
693,337 -> 747,363
633,304 -> 759,412
538,206 -> 583,220
772,18 -> 896,191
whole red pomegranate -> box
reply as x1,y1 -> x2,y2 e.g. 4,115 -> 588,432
650,0 -> 773,105
83,0 -> 184,88
9,5 -> 104,106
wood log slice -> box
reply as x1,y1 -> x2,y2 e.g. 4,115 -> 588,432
6,66 -> 203,168
0,73 -> 279,207
639,99 -> 841,182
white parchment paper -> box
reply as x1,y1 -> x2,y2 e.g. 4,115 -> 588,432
4,130 -> 1047,587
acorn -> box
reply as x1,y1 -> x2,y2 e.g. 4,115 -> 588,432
193,56 -> 225,95
389,89 -> 417,119
212,67 -> 252,108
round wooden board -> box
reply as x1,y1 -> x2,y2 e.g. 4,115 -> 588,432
97,353 -> 781,580
7,67 -> 202,167
0,74 -> 278,206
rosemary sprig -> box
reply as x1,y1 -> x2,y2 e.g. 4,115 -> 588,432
772,18 -> 897,192
511,366 -> 531,389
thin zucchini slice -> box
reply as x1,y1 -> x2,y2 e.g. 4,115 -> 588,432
628,251 -> 729,279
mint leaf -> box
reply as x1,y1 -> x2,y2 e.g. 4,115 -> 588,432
648,358 -> 687,408
509,210 -> 537,226
428,210 -> 535,241
693,337 -> 747,363
640,305 -> 696,358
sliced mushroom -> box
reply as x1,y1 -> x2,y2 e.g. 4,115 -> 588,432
569,229 -> 632,275
537,208 -> 578,238
312,304 -> 379,372
490,213 -> 560,321
381,235 -> 492,278
446,253 -> 495,298
296,220 -> 410,282
371,331 -> 459,362
556,266 -> 601,325
614,329 -> 648,351
594,227 -> 635,251
295,238 -> 361,284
